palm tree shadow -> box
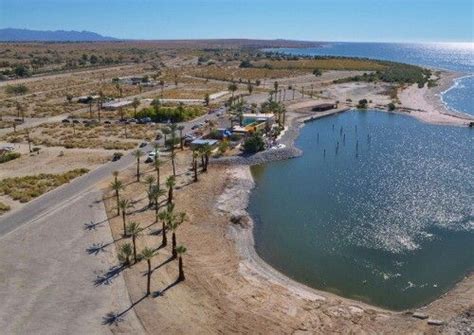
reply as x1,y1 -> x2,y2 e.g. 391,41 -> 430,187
151,278 -> 180,298
149,227 -> 163,236
83,219 -> 108,231
86,242 -> 110,255
149,255 -> 174,275
93,264 -> 126,286
102,294 -> 147,325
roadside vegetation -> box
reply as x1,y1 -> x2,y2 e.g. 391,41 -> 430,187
0,152 -> 21,164
0,168 -> 89,203
333,62 -> 433,87
0,201 -> 10,215
137,104 -> 206,123
252,57 -> 387,71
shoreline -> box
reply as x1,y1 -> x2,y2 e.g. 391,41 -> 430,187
214,86 -> 473,318
398,70 -> 474,126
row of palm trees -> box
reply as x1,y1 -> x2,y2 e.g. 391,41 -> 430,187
110,117 -> 219,296
111,165 -> 187,296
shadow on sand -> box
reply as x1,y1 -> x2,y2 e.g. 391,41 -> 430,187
102,294 -> 147,326
93,264 -> 126,286
101,279 -> 181,325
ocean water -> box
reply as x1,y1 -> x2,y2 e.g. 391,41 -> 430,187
267,42 -> 474,115
249,111 -> 474,310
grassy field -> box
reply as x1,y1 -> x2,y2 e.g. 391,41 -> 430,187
0,168 -> 89,203
253,58 -> 387,71
190,66 -> 305,82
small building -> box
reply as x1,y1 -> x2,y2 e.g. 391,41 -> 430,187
242,113 -> 275,126
102,100 -> 133,111
190,139 -> 219,150
312,103 -> 337,112
115,76 -> 149,85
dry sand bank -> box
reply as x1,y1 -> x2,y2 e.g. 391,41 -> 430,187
398,71 -> 474,126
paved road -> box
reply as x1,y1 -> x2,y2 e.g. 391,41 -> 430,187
0,148 -> 137,237
0,190 -> 144,335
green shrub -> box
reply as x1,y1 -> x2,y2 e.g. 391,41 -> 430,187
357,99 -> 368,109
0,168 -> 89,203
243,132 -> 265,154
136,105 -> 205,123
0,201 -> 10,215
387,103 -> 396,111
5,84 -> 29,95
0,152 -> 20,163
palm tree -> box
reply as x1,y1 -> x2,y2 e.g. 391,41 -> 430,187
170,151 -> 177,177
274,81 -> 279,96
166,176 -> 176,205
144,175 -> 156,206
131,97 -> 140,118
176,245 -> 187,281
164,206 -> 186,259
230,101 -> 245,126
202,144 -> 212,172
247,83 -> 253,95
118,243 -> 133,266
149,184 -> 165,217
126,221 -> 143,263
161,127 -> 171,144
118,198 -> 135,237
158,211 -> 168,247
153,157 -> 163,187
110,179 -> 124,216
112,170 -> 119,184
192,151 -> 199,182
97,90 -> 104,121
88,96 -> 94,119
132,149 -> 144,182
177,125 -> 185,150
228,82 -> 238,100
204,93 -> 210,106
141,247 -> 155,296
159,80 -> 165,97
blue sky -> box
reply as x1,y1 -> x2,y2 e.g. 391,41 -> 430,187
1,0 -> 473,42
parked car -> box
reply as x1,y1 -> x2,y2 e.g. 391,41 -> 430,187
62,119 -> 70,123
104,120 -> 111,124
139,142 -> 148,148
72,119 -> 80,124
145,151 -> 156,163
112,152 -> 123,161
183,134 -> 196,145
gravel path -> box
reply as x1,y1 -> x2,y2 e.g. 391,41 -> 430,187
0,190 -> 144,335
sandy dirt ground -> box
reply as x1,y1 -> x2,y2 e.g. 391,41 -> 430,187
0,189 -> 144,335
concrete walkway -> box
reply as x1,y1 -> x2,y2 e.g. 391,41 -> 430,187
0,190 -> 144,335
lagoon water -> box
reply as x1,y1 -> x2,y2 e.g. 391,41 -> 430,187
268,42 -> 474,116
249,111 -> 474,310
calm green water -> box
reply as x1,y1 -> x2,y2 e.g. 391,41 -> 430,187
249,110 -> 474,310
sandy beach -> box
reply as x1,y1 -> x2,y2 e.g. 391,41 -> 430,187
398,71 -> 474,126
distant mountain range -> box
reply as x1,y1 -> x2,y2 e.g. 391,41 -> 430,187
0,28 -> 118,42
